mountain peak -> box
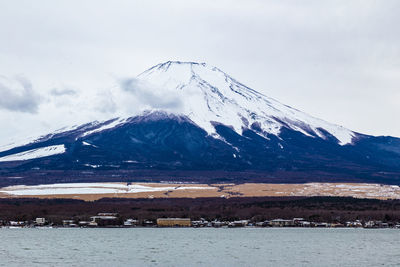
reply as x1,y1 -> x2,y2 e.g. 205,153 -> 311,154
139,61 -> 206,76
136,61 -> 355,145
144,60 -> 207,70
138,60 -> 226,88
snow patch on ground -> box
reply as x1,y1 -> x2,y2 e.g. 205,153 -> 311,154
0,183 -> 215,196
301,183 -> 400,199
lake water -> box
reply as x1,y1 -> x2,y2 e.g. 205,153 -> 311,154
1,228 -> 399,266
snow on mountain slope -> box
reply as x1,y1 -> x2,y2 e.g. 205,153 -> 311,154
0,120 -> 121,154
80,118 -> 128,138
0,139 -> 37,153
0,145 -> 66,162
137,61 -> 355,145
0,125 -> 80,153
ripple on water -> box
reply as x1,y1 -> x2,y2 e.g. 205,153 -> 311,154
0,228 -> 399,266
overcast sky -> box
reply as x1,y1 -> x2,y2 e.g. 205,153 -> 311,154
0,0 -> 399,144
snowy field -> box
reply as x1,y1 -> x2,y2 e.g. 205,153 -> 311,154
300,183 -> 400,199
1,182 -> 400,200
0,183 -> 214,196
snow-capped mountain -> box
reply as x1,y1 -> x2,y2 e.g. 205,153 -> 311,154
0,61 -> 399,186
137,61 -> 354,145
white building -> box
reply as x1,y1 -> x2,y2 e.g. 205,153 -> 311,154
35,218 -> 46,226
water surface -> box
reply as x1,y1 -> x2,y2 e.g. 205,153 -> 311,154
1,228 -> 399,266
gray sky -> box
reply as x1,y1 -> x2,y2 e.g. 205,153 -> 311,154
0,0 -> 399,144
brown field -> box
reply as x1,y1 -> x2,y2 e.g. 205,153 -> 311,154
1,182 -> 400,201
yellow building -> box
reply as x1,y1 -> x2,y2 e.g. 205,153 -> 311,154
157,218 -> 191,227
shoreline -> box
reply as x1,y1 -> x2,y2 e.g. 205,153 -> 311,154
2,226 -> 400,229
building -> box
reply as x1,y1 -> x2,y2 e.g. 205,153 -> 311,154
228,220 -> 249,227
157,218 -> 191,227
78,221 -> 91,227
364,221 -> 376,228
298,221 -> 311,227
330,223 -> 344,228
312,222 -> 329,227
345,220 -> 363,228
97,213 -> 119,217
269,219 -> 294,227
9,221 -> 27,227
88,221 -> 98,227
90,215 -> 119,227
211,220 -> 226,227
124,219 -> 138,226
192,218 -> 209,227
62,220 -> 77,227
293,218 -> 305,226
35,218 -> 46,226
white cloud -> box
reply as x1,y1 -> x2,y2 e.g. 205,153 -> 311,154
0,76 -> 42,113
119,78 -> 183,112
50,88 -> 77,96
